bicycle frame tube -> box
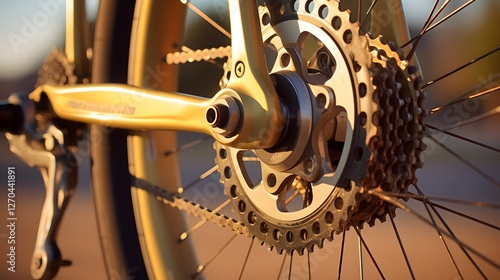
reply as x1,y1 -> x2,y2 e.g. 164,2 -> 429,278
369,0 -> 412,49
65,0 -> 91,81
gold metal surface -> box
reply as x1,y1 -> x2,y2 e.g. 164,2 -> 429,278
129,133 -> 197,280
127,0 -> 198,279
210,0 -> 283,148
65,0 -> 90,79
29,84 -> 210,133
32,1 -> 285,150
369,0 -> 421,75
369,0 -> 412,51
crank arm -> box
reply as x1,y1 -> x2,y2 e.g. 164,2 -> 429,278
218,0 -> 283,147
30,84 -> 211,134
6,94 -> 76,280
28,1 -> 282,149
5,3 -> 285,140
30,83 -> 280,150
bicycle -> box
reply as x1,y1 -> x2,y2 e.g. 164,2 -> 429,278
0,0 -> 499,279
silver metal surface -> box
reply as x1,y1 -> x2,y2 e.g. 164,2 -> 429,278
6,94 -> 76,279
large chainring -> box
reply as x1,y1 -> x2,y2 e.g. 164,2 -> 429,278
214,0 -> 425,255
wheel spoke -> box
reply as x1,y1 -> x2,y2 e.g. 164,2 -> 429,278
179,219 -> 206,243
401,0 -> 476,48
406,0 -> 451,61
181,0 -> 231,39
357,229 -> 364,280
425,124 -> 500,154
387,206 -> 415,280
178,164 -> 219,193
386,191 -> 500,210
192,234 -> 237,278
238,237 -> 255,280
369,189 -> 500,269
375,191 -> 500,230
407,193 -> 500,231
423,45 -> 500,89
414,186 -> 465,279
164,136 -> 213,157
288,252 -> 294,280
427,135 -> 500,188
414,185 -> 488,279
437,106 -> 500,131
352,225 -> 386,280
277,254 -> 287,280
429,202 -> 500,230
357,0 -> 362,23
285,189 -> 301,205
360,0 -> 379,27
307,250 -> 312,280
425,197 -> 500,211
429,86 -> 500,115
422,0 -> 442,31
431,72 -> 500,113
337,224 -> 346,280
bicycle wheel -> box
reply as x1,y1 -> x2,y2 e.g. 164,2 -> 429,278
93,0 -> 500,279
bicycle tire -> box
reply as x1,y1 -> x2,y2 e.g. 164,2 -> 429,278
90,0 -> 148,279
91,0 -> 199,279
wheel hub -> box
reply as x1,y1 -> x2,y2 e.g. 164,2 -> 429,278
255,71 -> 313,173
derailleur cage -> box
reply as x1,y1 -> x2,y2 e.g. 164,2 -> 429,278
5,93 -> 77,280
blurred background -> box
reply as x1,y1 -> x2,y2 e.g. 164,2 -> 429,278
0,0 -> 499,279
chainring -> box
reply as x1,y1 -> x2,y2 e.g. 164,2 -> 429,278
214,0 -> 425,255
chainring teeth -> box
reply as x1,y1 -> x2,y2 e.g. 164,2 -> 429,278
355,36 -> 427,227
215,140 -> 360,255
227,0 -> 377,254
213,1 -> 426,255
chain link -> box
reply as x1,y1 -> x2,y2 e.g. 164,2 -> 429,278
161,45 -> 253,235
165,46 -> 231,65
134,178 -> 251,237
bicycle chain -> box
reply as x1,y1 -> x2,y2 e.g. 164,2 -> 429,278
133,46 -> 248,236
164,46 -> 231,65
133,178 -> 251,237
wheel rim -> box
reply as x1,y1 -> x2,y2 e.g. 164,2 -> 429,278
127,0 -> 199,279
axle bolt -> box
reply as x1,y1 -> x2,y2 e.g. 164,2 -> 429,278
206,104 -> 229,129
206,96 -> 241,137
